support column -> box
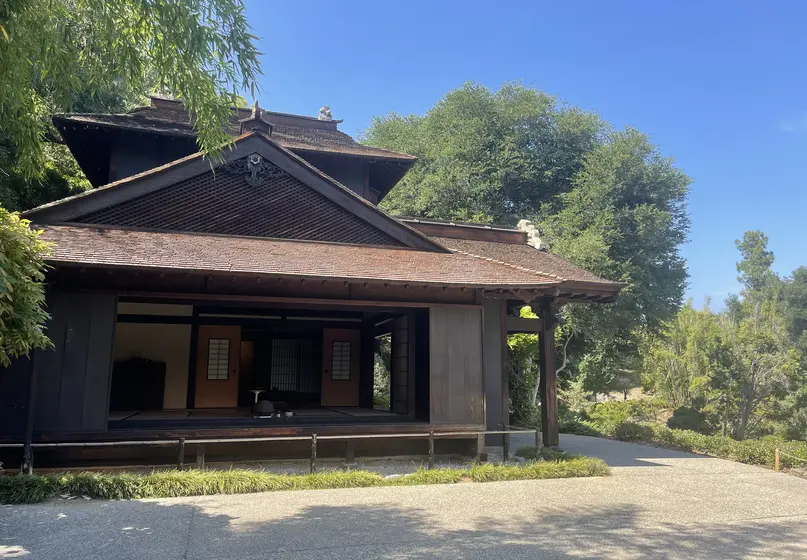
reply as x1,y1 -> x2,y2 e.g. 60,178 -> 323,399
537,299 -> 559,447
358,319 -> 375,409
483,299 -> 507,447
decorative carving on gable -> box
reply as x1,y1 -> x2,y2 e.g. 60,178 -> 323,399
223,153 -> 287,187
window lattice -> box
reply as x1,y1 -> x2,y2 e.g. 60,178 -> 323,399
74,168 -> 404,246
271,339 -> 299,391
207,338 -> 230,380
331,341 -> 351,380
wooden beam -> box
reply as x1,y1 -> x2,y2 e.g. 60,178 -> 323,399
506,316 -> 544,334
537,299 -> 559,447
116,290 -> 483,310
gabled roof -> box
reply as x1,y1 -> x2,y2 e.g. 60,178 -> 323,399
40,224 -> 562,289
23,132 -> 445,253
52,103 -> 415,163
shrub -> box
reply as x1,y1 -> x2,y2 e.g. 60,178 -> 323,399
0,458 -> 611,504
613,421 -> 654,442
603,422 -> 807,471
667,406 -> 711,433
559,418 -> 604,437
514,446 -> 573,461
585,399 -> 664,435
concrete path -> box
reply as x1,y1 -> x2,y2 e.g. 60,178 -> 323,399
3,434 -> 807,559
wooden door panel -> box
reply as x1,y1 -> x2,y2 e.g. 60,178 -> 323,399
321,328 -> 360,407
195,325 -> 241,408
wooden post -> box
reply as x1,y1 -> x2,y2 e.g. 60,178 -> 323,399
775,448 -> 780,472
345,441 -> 355,467
176,438 -> 185,470
501,423 -> 510,461
196,444 -> 206,470
428,430 -> 435,469
537,299 -> 559,447
476,433 -> 486,462
310,434 -> 317,474
21,354 -> 38,475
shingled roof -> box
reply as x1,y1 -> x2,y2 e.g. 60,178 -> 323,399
40,225 -> 561,289
53,101 -> 415,162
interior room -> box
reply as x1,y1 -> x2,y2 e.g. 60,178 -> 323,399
107,300 -> 429,430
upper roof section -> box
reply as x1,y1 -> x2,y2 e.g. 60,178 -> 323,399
53,96 -> 416,199
24,132 -> 445,253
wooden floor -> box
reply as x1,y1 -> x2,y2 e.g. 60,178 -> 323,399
104,406 -> 408,434
108,406 -> 398,422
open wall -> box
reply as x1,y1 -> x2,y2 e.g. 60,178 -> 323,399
113,323 -> 192,409
114,303 -> 193,409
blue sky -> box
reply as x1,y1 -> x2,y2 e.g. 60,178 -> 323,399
243,0 -> 807,306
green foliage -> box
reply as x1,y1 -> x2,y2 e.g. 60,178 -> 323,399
642,302 -> 724,409
514,446 -> 572,461
373,335 -> 391,409
736,231 -> 777,294
641,232 -> 806,441
584,399 -> 664,435
564,414 -> 807,471
558,417 -> 603,437
613,421 -> 654,442
0,459 -> 610,504
0,209 -> 51,366
544,129 -> 691,395
367,84 -> 690,404
667,406 -> 711,433
1,0 -> 260,177
364,82 -> 604,223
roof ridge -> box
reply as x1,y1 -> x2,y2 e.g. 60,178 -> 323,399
446,246 -> 568,282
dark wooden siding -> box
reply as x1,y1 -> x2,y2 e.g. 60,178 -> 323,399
34,292 -> 117,433
483,299 -> 507,444
0,356 -> 33,438
429,307 -> 484,425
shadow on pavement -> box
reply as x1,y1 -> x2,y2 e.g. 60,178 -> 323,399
4,493 -> 805,559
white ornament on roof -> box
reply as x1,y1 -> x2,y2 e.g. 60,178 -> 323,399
517,220 -> 548,251
318,106 -> 333,121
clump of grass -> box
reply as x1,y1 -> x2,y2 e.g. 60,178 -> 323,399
0,458 -> 610,505
514,446 -> 571,461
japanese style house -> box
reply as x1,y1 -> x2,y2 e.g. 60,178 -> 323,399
0,97 -> 622,466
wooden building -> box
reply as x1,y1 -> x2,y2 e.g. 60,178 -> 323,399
0,98 -> 622,466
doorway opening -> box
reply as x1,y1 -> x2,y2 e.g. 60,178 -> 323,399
373,334 -> 392,410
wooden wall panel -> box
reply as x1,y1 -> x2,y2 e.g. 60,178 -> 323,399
429,307 -> 484,425
34,291 -> 117,433
82,296 -> 118,428
58,295 -> 92,431
0,356 -> 33,438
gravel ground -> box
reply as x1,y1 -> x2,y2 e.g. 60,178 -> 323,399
4,434 -> 806,560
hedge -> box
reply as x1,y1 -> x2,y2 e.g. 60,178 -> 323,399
562,418 -> 807,470
0,457 -> 610,504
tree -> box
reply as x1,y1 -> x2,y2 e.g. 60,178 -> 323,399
1,0 -> 261,177
0,209 -> 51,366
642,301 -> 725,409
0,76 -> 147,210
365,84 -> 691,403
716,300 -> 799,440
363,82 -> 604,223
735,231 -> 777,295
542,129 -> 691,394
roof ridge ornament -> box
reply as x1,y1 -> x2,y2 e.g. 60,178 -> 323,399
318,105 -> 333,121
517,219 -> 548,251
223,152 -> 287,187
239,101 -> 274,136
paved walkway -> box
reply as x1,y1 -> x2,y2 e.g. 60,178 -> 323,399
3,435 -> 807,559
